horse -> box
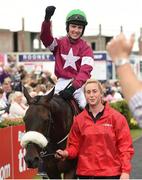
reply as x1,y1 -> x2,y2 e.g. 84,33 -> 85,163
21,86 -> 80,179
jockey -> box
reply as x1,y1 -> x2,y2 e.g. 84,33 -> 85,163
40,6 -> 94,108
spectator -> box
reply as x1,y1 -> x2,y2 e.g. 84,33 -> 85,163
106,33 -> 142,127
10,67 -> 22,91
111,88 -> 123,102
0,66 -> 10,85
8,91 -> 28,118
40,6 -> 94,108
55,79 -> 134,179
1,77 -> 13,106
103,89 -> 116,102
34,84 -> 47,95
17,65 -> 27,80
0,87 -> 7,109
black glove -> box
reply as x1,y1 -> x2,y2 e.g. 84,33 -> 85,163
59,86 -> 76,100
45,6 -> 56,21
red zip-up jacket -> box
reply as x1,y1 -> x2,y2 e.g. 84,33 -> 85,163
40,21 -> 94,89
65,103 -> 134,176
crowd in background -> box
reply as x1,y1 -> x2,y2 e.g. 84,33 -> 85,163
0,63 -> 57,121
0,62 -> 124,121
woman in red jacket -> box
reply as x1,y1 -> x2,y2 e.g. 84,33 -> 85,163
56,79 -> 134,179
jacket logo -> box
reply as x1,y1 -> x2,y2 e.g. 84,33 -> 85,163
102,123 -> 112,127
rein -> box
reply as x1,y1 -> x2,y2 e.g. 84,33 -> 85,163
40,135 -> 69,158
57,133 -> 69,145
40,152 -> 55,158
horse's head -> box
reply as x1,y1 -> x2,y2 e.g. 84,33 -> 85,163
20,86 -> 77,178
21,86 -> 55,168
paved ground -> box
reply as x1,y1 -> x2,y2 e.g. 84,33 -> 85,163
130,136 -> 142,179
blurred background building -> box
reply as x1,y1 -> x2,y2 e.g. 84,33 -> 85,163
0,19 -> 142,81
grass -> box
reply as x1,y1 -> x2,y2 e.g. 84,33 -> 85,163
130,128 -> 142,141
33,175 -> 42,179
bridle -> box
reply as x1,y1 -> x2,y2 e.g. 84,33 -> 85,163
40,135 -> 69,158
28,97 -> 69,158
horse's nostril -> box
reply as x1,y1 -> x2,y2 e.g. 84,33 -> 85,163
25,157 -> 40,168
24,156 -> 35,168
25,159 -> 33,168
34,157 -> 40,167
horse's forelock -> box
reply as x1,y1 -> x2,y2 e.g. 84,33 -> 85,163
32,96 -> 42,104
21,131 -> 48,148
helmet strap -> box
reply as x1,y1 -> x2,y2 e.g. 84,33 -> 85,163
81,27 -> 85,36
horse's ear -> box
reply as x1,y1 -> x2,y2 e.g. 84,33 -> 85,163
44,87 -> 55,102
22,85 -> 33,105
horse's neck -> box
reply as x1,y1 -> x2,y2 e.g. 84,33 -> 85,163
50,96 -> 74,134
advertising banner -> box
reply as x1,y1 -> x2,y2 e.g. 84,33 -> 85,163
91,61 -> 107,80
0,125 -> 37,179
94,52 -> 107,60
0,127 -> 12,179
12,125 -> 37,179
93,51 -> 112,80
18,53 -> 55,62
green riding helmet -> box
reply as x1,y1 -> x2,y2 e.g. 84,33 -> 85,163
66,9 -> 88,36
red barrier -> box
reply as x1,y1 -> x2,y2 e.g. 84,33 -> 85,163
0,127 -> 12,179
0,125 -> 37,179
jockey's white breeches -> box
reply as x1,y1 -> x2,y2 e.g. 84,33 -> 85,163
54,78 -> 86,109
